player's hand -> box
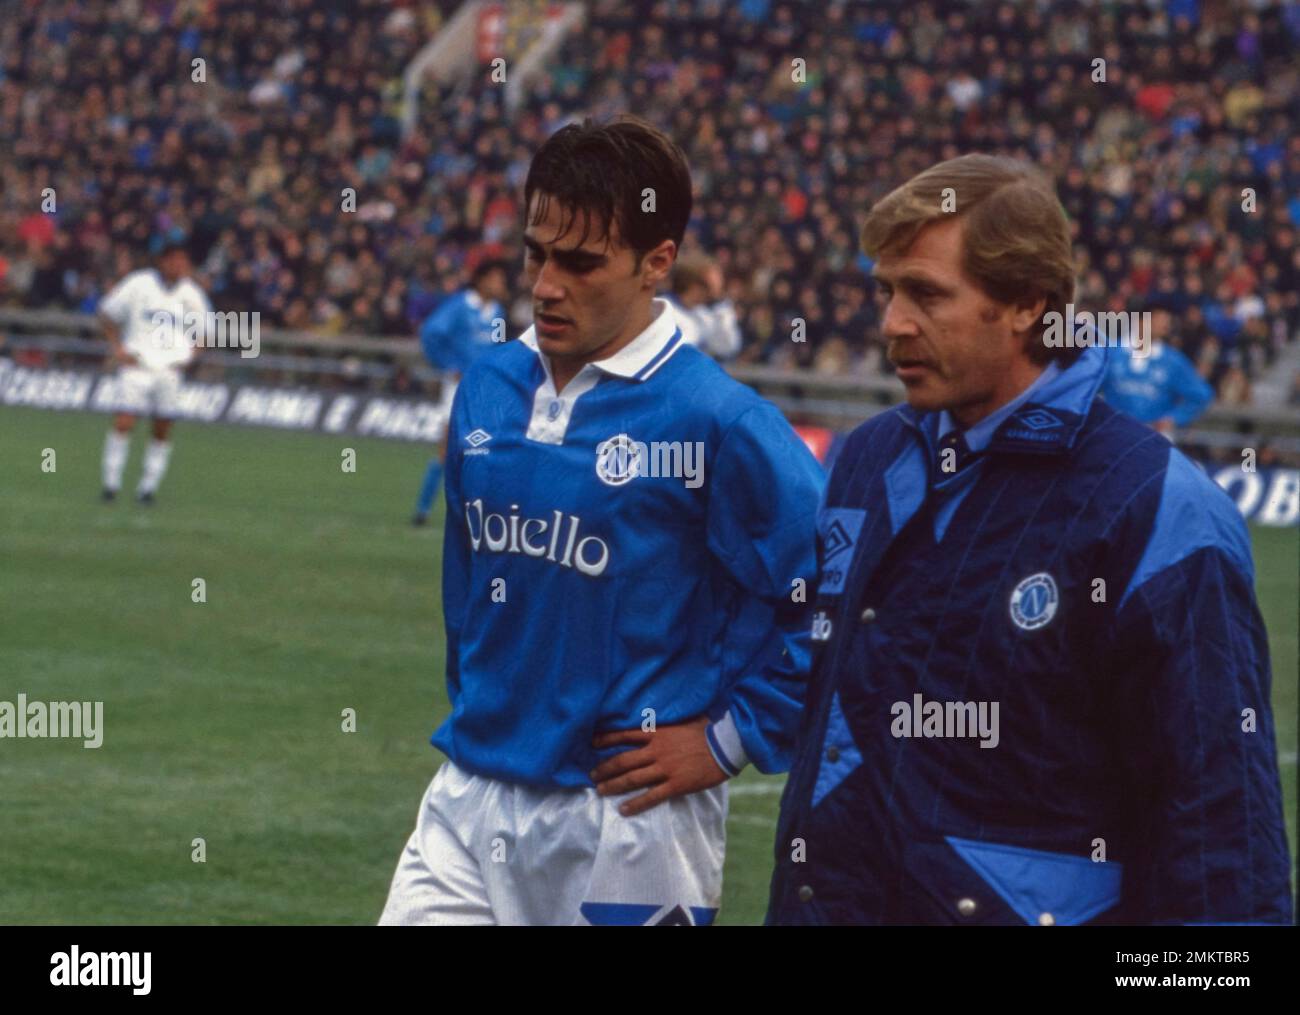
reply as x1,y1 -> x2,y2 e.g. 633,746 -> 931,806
1152,417 -> 1175,435
590,716 -> 727,816
111,347 -> 138,368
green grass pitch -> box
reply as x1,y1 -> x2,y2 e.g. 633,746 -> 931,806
0,404 -> 1294,924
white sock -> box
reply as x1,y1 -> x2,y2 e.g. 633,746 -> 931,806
103,431 -> 130,491
137,440 -> 173,495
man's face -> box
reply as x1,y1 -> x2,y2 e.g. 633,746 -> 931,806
677,280 -> 708,309
158,249 -> 189,285
523,193 -> 672,365
477,267 -> 510,304
873,217 -> 1043,423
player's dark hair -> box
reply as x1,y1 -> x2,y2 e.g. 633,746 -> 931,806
470,258 -> 510,285
523,115 -> 692,268
154,230 -> 190,259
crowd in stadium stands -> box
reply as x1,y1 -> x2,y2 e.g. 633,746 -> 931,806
1,0 -> 1297,408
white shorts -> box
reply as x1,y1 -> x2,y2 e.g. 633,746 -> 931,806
438,374 -> 459,415
117,365 -> 183,418
435,374 -> 458,442
379,760 -> 727,926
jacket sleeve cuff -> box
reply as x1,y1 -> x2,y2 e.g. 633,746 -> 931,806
705,711 -> 749,778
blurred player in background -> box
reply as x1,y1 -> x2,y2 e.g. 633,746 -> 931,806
411,259 -> 510,526
1101,308 -> 1214,437
381,116 -> 822,926
98,234 -> 211,505
665,252 -> 742,360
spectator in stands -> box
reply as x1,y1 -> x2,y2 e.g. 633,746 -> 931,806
0,0 -> 1294,421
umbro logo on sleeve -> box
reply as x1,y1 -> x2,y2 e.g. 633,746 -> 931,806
465,429 -> 492,455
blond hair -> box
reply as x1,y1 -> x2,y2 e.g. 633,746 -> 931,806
860,154 -> 1076,364
672,252 -> 714,296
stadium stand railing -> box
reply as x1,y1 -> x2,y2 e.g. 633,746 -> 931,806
401,2 -> 485,138
3,307 -> 1298,462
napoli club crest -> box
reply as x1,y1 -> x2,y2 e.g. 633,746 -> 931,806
1009,572 -> 1058,631
595,434 -> 643,487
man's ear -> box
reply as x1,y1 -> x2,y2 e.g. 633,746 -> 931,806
1011,294 -> 1047,338
639,240 -> 677,288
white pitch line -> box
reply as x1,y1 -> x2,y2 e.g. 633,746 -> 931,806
729,783 -> 784,797
729,815 -> 777,828
728,753 -> 1294,795
722,748 -> 1300,790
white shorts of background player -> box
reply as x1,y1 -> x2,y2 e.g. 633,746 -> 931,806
117,365 -> 183,418
379,760 -> 727,926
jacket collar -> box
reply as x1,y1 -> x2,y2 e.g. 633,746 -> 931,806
896,343 -> 1108,456
938,361 -> 1061,453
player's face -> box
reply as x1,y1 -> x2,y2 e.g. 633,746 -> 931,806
523,193 -> 674,370
478,267 -> 509,304
677,280 -> 708,309
874,217 -> 1044,427
158,250 -> 190,286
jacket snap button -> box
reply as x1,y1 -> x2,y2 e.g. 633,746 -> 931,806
1038,912 -> 1055,926
798,885 -> 814,902
956,897 -> 977,917
826,745 -> 840,762
859,607 -> 876,623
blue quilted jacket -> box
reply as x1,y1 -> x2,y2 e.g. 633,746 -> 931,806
767,344 -> 1293,926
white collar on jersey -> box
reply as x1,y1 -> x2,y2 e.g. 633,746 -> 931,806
149,268 -> 190,294
519,297 -> 684,383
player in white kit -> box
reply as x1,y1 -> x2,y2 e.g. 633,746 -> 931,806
665,252 -> 743,360
98,237 -> 211,504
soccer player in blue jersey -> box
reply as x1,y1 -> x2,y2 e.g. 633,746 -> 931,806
1100,309 -> 1214,437
380,116 -> 824,926
411,258 -> 510,525
767,155 -> 1291,925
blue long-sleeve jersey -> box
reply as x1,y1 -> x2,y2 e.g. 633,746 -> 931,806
1101,342 -> 1213,426
432,299 -> 824,788
768,343 -> 1292,925
419,288 -> 504,374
